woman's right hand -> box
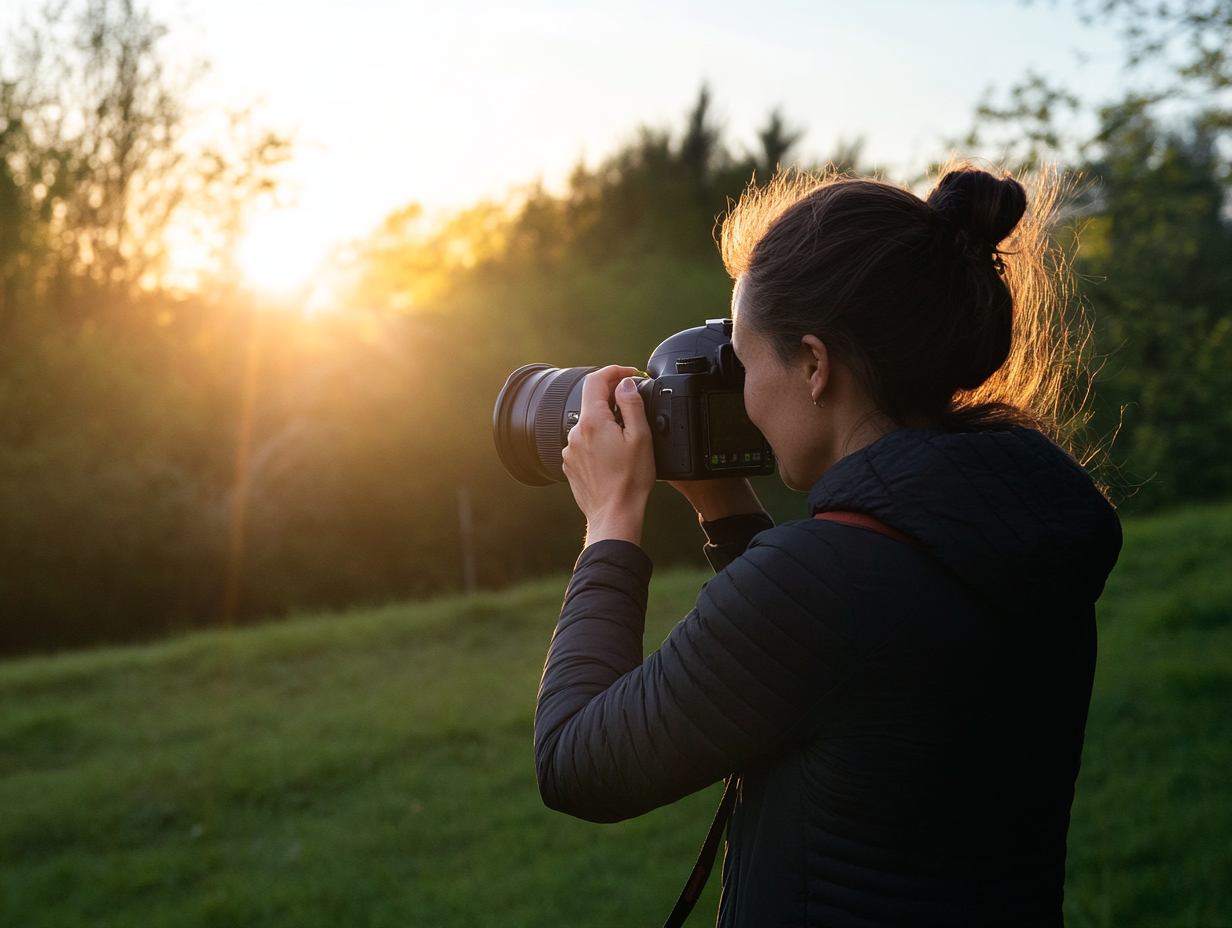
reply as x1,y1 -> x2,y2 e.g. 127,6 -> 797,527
668,477 -> 764,523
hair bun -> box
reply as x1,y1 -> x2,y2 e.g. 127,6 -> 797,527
926,169 -> 1026,248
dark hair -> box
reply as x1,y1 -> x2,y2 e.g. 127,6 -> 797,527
722,165 -> 1069,433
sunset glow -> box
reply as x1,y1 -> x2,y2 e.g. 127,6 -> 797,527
27,0 -> 1122,294
236,212 -> 323,293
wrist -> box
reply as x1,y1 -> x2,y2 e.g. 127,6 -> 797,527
678,479 -> 763,522
581,492 -> 650,547
584,512 -> 645,548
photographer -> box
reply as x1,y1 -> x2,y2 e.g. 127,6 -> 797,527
534,167 -> 1122,927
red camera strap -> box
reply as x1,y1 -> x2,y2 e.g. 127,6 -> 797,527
812,510 -> 927,553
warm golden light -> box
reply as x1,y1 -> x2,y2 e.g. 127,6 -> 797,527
236,212 -> 323,292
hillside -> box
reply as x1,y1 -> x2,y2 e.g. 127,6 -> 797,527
2,502 -> 1230,927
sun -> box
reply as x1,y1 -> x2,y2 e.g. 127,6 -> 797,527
236,210 -> 325,293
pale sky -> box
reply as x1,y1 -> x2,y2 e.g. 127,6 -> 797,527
5,0 -> 1131,289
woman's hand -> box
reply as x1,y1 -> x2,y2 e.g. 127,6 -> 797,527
561,366 -> 656,547
668,478 -> 764,523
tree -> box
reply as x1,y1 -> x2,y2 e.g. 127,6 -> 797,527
755,108 -> 804,176
1077,0 -> 1232,92
0,0 -> 289,322
0,0 -> 292,653
965,3 -> 1232,507
1080,101 -> 1232,504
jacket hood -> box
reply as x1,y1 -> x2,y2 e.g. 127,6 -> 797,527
808,427 -> 1122,618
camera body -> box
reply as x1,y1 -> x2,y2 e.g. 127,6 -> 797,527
612,319 -> 774,481
494,319 -> 775,486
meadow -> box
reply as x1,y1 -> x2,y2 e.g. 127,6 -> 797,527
1,502 -> 1229,927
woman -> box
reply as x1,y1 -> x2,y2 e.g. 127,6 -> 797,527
535,167 -> 1122,927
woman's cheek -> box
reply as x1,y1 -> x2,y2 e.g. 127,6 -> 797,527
743,377 -> 766,433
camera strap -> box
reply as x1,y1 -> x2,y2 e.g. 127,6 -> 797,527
811,509 -> 927,552
662,774 -> 739,928
661,510 -> 925,928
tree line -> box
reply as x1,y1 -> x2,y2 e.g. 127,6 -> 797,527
1,0 -> 1230,654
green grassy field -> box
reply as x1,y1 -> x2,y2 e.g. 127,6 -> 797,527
2,503 -> 1229,927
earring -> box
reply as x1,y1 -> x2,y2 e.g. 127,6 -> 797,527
812,395 -> 824,408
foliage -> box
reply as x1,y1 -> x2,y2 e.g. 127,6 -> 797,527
221,86 -> 820,634
0,0 -> 288,307
0,0 -> 289,652
963,71 -> 1085,169
969,3 -> 1232,507
0,19 -> 819,651
1080,101 -> 1232,505
2,0 -> 1231,651
0,502 -> 1228,926
1075,0 -> 1232,92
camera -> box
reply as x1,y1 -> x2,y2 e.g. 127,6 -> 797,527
493,319 -> 775,486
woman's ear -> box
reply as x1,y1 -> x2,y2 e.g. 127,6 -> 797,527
800,334 -> 830,404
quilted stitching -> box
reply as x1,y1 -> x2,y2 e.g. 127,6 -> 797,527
536,428 -> 1121,926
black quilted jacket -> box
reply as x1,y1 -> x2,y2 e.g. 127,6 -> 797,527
534,427 -> 1122,927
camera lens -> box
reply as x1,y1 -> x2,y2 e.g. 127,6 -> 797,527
493,364 -> 597,486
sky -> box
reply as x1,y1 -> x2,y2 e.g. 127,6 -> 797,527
5,0 -> 1132,290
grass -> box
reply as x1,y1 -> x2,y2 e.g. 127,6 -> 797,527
1063,502 -> 1232,927
1,503 -> 1230,927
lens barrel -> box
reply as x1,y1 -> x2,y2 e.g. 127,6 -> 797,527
493,320 -> 772,487
493,364 -> 597,486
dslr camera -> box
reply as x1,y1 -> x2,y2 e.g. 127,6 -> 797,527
493,319 -> 775,486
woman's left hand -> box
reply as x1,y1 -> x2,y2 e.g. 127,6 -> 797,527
561,365 -> 656,547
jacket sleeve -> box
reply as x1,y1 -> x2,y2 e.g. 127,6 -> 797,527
700,510 -> 775,572
534,523 -> 894,823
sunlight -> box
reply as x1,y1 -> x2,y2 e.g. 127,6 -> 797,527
236,210 -> 326,293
